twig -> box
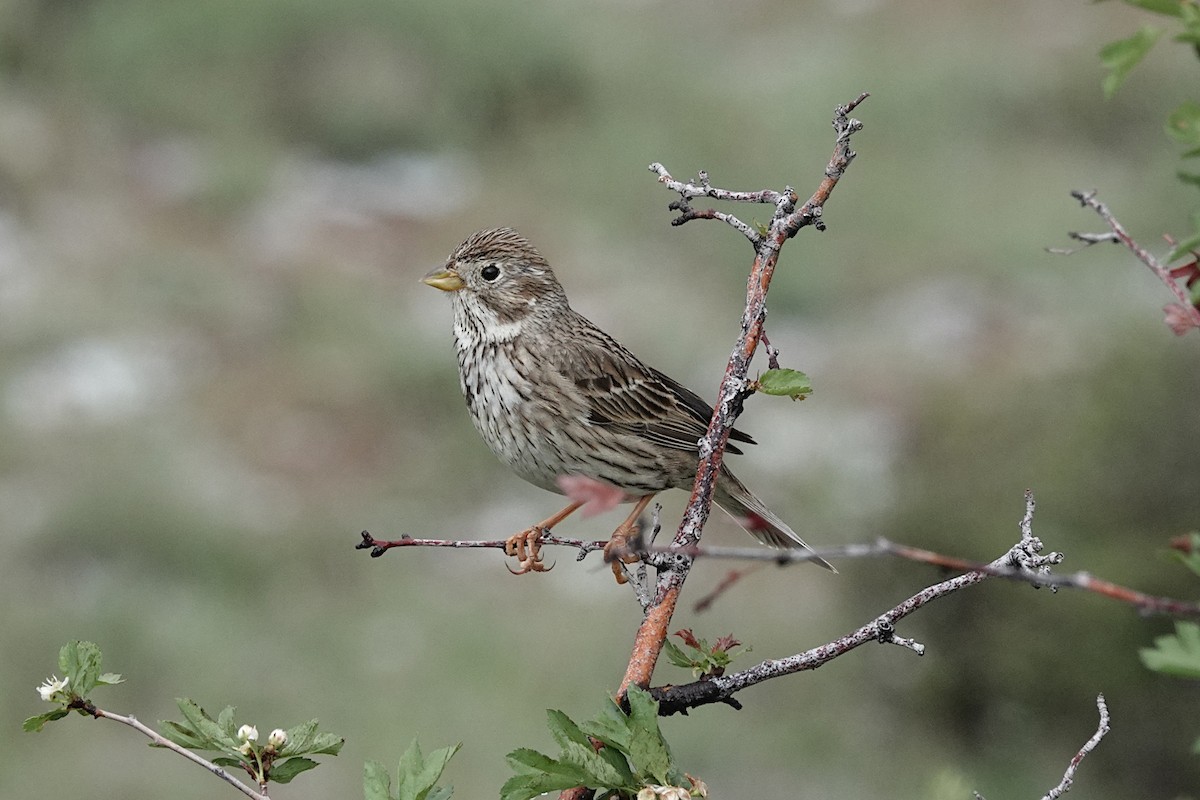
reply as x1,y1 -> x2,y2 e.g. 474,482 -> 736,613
71,700 -> 268,800
1057,189 -> 1200,334
976,695 -> 1110,800
1041,694 -> 1111,800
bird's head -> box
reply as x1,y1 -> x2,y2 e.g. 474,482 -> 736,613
423,228 -> 568,332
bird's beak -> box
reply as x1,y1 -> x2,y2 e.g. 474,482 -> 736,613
422,266 -> 465,292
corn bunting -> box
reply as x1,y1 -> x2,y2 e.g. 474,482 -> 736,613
423,227 -> 832,579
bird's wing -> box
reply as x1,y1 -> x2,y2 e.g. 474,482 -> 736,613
551,319 -> 754,455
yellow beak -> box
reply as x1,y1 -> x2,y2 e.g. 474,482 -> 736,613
422,267 -> 465,292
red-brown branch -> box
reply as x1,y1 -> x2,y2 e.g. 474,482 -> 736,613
618,95 -> 868,698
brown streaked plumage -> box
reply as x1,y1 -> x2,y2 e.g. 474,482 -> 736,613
423,227 -> 833,576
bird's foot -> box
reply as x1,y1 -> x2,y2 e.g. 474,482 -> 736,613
504,527 -> 551,575
603,527 -> 642,585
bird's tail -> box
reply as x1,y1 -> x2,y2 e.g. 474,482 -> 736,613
713,466 -> 836,572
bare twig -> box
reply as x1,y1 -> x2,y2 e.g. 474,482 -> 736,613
1041,694 -> 1111,800
71,700 -> 268,800
1056,189 -> 1200,334
976,695 -> 1110,800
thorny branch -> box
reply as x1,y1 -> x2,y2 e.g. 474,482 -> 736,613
1052,189 -> 1200,335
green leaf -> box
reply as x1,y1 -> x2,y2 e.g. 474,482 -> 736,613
23,709 -> 70,732
96,672 -> 124,686
395,739 -> 461,800
217,706 -> 238,740
546,709 -> 593,750
59,641 -> 103,696
270,757 -> 319,784
158,719 -> 208,749
624,687 -> 673,785
425,787 -> 453,800
661,639 -> 694,670
1141,621 -> 1200,678
1100,26 -> 1163,98
171,699 -> 239,751
756,368 -> 812,400
364,760 -> 395,800
280,719 -> 319,756
1166,101 -> 1200,148
502,749 -> 594,800
581,700 -> 635,754
1170,230 -> 1200,263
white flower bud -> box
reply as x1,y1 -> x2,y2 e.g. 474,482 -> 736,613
268,728 -> 288,748
237,724 -> 258,743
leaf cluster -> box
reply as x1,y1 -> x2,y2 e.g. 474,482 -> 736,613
1139,533 -> 1200,751
159,700 -> 344,784
1101,0 -> 1200,257
23,641 -> 124,732
662,629 -> 749,679
365,739 -> 462,800
501,687 -> 693,800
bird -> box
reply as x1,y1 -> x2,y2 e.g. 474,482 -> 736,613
422,227 -> 833,580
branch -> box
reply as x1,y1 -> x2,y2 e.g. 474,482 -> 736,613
73,700 -> 268,800
1054,189 -> 1200,335
649,489 -> 1199,715
617,93 -> 869,698
650,532 -> 1033,716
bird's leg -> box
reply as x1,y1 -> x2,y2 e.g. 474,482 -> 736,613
505,500 -> 584,575
603,495 -> 655,584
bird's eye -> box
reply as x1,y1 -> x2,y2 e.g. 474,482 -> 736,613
481,265 -> 500,281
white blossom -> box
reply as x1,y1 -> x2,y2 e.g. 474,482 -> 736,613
36,675 -> 69,702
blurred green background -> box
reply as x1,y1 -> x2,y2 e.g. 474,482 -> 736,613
3,0 -> 1199,797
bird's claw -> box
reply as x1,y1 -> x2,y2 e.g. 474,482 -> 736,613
603,530 -> 641,585
505,528 -> 552,575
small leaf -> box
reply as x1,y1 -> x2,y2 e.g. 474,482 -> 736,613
280,719 -> 319,756
59,641 -> 103,697
270,757 -> 319,784
1141,621 -> 1200,678
546,709 -> 593,751
1100,26 -> 1163,98
425,787 -> 453,800
661,640 -> 694,670
217,706 -> 238,740
756,368 -> 812,400
23,709 -> 69,732
171,699 -> 238,750
1166,101 -> 1200,148
96,672 -> 124,686
364,760 -> 395,800
158,719 -> 207,749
